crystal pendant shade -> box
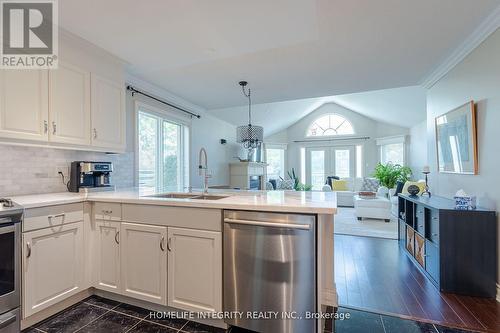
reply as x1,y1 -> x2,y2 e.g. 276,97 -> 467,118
236,81 -> 263,149
237,124 -> 264,149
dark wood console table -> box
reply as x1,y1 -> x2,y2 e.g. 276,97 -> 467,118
398,194 -> 497,298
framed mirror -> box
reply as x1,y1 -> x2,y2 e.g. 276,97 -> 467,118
435,101 -> 477,174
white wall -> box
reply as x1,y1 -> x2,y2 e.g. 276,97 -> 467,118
427,28 -> 500,293
190,112 -> 240,187
408,121 -> 428,175
281,103 -> 409,181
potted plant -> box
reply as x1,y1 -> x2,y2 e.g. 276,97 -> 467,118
285,168 -> 313,191
372,163 -> 412,190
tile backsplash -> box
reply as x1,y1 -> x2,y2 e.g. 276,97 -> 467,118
0,145 -> 134,197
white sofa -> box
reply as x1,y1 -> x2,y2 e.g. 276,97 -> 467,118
354,190 -> 392,222
323,178 -> 362,207
389,188 -> 399,216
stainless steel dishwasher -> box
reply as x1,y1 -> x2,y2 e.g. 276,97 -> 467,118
223,210 -> 316,333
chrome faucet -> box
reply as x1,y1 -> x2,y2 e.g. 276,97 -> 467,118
198,147 -> 210,193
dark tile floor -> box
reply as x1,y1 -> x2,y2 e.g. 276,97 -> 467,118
24,296 -> 480,333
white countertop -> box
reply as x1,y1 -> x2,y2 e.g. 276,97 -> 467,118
11,188 -> 337,214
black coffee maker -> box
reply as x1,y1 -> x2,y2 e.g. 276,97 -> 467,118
69,161 -> 113,192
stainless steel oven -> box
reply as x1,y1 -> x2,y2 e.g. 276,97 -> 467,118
0,199 -> 22,333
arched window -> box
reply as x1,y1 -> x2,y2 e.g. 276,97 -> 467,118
306,114 -> 354,137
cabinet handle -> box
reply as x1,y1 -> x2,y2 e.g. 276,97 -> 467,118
160,236 -> 165,251
48,213 -> 65,220
102,210 -> 113,215
167,237 -> 172,252
115,231 -> 120,244
26,242 -> 31,258
93,128 -> 97,139
52,121 -> 56,134
432,233 -> 438,236
44,120 -> 48,134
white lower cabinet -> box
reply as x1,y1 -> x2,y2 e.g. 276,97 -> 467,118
93,220 -> 121,293
120,222 -> 167,305
23,221 -> 84,318
167,227 -> 222,312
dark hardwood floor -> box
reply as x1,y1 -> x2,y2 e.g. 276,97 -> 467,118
334,235 -> 500,333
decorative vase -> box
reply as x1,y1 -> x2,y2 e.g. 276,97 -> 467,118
407,185 -> 420,196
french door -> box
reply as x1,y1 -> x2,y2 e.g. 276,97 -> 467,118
305,146 -> 355,190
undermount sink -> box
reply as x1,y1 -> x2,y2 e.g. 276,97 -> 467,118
148,193 -> 199,199
147,193 -> 228,200
190,195 -> 228,200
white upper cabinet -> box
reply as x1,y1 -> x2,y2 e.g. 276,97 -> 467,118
91,74 -> 125,151
49,62 -> 91,145
0,70 -> 48,141
167,227 -> 222,313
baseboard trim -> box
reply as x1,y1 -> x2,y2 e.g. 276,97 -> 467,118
21,289 -> 93,330
21,288 -> 228,330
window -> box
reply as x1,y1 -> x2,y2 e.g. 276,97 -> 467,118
307,114 -> 354,137
266,148 -> 285,180
137,104 -> 189,191
335,149 -> 350,178
380,143 -> 405,165
356,145 -> 363,178
377,136 -> 406,166
310,150 -> 325,190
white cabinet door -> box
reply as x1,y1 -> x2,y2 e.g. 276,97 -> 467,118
120,222 -> 167,305
167,227 -> 222,312
23,222 -> 84,318
91,74 -> 125,151
48,62 -> 91,145
93,220 -> 120,293
0,70 -> 48,141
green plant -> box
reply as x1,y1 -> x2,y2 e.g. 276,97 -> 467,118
296,183 -> 313,191
372,163 -> 412,188
286,168 -> 313,191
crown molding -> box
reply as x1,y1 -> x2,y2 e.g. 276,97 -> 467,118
125,73 -> 207,114
421,5 -> 500,89
59,28 -> 129,66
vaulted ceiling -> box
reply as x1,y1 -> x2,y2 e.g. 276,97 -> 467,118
59,0 -> 499,130
208,86 -> 427,136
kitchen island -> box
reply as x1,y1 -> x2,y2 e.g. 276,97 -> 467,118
13,189 -> 338,333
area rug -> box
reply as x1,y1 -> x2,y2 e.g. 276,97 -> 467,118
334,207 -> 398,239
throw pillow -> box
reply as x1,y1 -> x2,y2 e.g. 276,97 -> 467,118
332,180 -> 348,191
402,181 -> 425,195
394,181 -> 405,196
360,178 -> 380,192
276,179 -> 295,190
326,176 -> 340,186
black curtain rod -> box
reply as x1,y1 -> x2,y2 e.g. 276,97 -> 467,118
126,85 -> 201,119
293,136 -> 370,143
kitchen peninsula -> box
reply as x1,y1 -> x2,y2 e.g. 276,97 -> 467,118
12,189 -> 338,333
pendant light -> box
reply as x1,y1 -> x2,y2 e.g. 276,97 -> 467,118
236,81 -> 264,149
